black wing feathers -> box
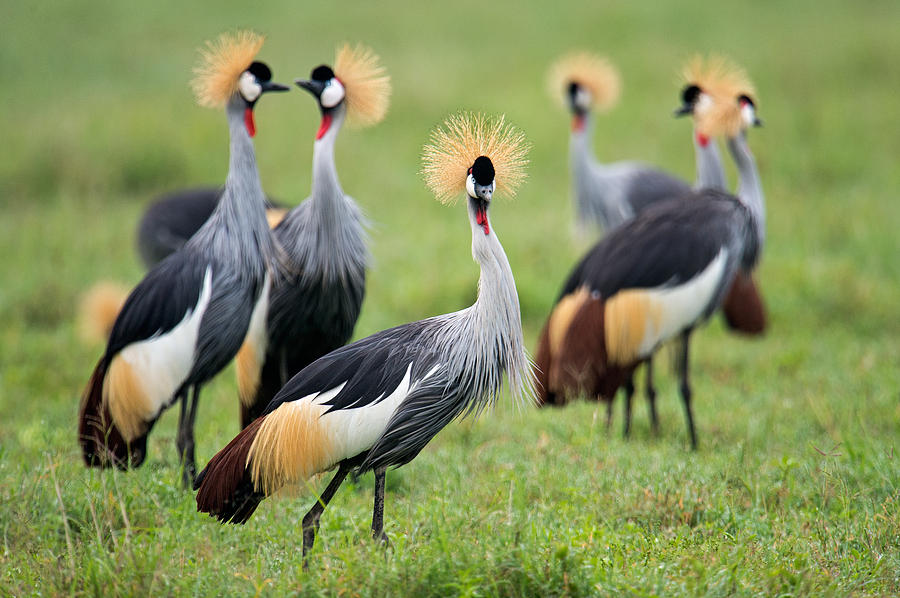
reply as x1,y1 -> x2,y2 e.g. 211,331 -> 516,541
262,321 -> 438,417
105,252 -> 209,360
561,190 -> 743,301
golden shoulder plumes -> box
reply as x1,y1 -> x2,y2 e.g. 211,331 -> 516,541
192,31 -> 265,108
684,55 -> 757,138
548,52 -> 621,112
422,113 -> 530,205
334,43 -> 391,127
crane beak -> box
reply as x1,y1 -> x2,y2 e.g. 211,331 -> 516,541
261,81 -> 290,93
753,117 -> 763,127
295,78 -> 325,97
673,104 -> 693,117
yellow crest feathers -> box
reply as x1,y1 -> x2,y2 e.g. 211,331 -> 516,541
548,52 -> 621,112
422,113 -> 530,205
683,55 -> 757,137
334,43 -> 391,127
192,31 -> 265,108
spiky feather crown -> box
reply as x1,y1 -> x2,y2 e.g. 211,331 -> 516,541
422,113 -> 529,205
683,55 -> 757,137
334,43 -> 391,127
548,52 -> 621,112
192,31 -> 265,108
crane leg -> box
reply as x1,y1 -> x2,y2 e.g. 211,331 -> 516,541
371,466 -> 390,546
645,358 -> 659,435
302,461 -> 351,567
177,386 -> 201,488
623,376 -> 634,438
678,333 -> 698,450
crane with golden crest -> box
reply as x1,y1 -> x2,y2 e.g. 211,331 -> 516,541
78,31 -> 288,486
194,113 -> 532,562
235,44 -> 390,429
534,66 -> 767,449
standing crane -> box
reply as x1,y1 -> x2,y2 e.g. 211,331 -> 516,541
533,77 -> 765,449
78,31 -> 288,486
195,113 -> 531,563
543,53 -> 766,436
235,44 -> 389,429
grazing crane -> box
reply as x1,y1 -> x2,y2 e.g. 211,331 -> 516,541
234,44 -> 389,429
533,78 -> 765,449
136,188 -> 287,269
78,31 -> 288,486
194,113 -> 531,563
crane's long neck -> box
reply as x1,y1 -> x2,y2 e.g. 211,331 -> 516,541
569,112 -> 625,231
192,98 -> 275,280
310,106 -> 348,224
693,130 -> 727,191
727,132 -> 766,251
453,198 -> 530,406
281,104 -> 368,283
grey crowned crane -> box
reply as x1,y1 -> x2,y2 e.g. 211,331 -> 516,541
78,32 -> 288,486
234,44 -> 389,429
136,188 -> 287,269
533,84 -> 766,449
194,113 -> 531,561
548,53 -> 691,236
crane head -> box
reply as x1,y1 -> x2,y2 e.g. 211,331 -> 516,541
239,61 -> 290,105
467,156 -> 495,235
674,84 -> 713,118
296,66 -> 346,110
296,65 -> 346,139
739,94 -> 763,128
567,82 -> 592,116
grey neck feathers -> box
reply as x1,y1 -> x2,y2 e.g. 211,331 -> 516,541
727,132 -> 766,251
279,103 -> 369,284
693,132 -> 728,191
189,97 -> 277,282
569,112 -> 632,232
436,199 -> 532,414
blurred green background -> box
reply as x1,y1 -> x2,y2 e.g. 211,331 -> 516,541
1,0 -> 898,595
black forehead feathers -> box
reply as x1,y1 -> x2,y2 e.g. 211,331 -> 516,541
247,61 -> 272,82
681,84 -> 701,105
738,94 -> 756,108
311,65 -> 335,81
567,81 -> 580,97
471,156 -> 495,186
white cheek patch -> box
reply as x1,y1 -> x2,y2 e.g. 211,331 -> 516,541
742,104 -> 756,127
575,87 -> 592,111
465,174 -> 476,198
239,71 -> 262,103
320,79 -> 345,108
695,93 -> 713,115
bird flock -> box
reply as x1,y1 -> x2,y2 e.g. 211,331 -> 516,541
76,30 -> 767,561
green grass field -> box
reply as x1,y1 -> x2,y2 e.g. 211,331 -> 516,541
2,0 -> 899,595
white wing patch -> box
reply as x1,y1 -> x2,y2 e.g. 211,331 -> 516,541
636,250 -> 728,357
320,363 -> 414,461
117,266 -> 213,419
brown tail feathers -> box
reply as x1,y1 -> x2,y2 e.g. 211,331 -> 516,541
77,282 -> 128,344
722,272 -> 767,335
78,358 -> 146,469
194,416 -> 267,524
551,292 -> 609,398
533,323 -> 555,405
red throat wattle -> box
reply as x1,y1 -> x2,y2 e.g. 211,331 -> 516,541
572,114 -> 586,132
244,108 -> 256,137
696,132 -> 709,147
316,113 -> 333,140
476,205 -> 490,235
